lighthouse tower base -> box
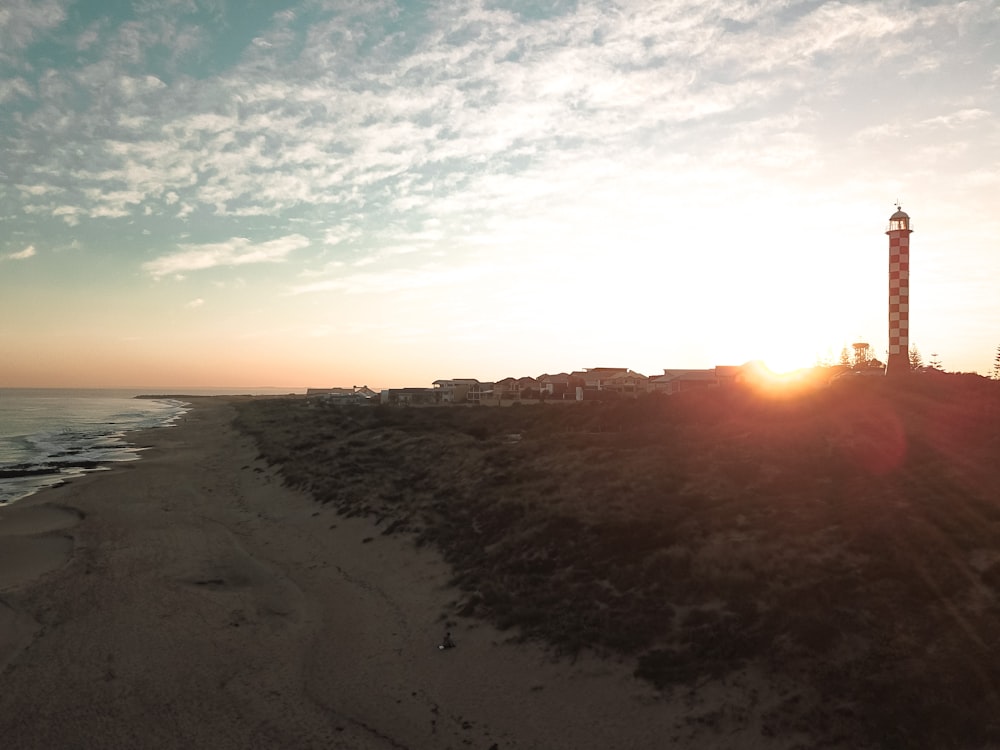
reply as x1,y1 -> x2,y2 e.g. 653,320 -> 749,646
886,352 -> 909,377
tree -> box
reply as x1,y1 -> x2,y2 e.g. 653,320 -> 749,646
839,346 -> 851,368
909,344 -> 924,371
993,345 -> 1000,380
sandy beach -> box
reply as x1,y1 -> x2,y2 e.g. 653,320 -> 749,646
0,397 -> 814,749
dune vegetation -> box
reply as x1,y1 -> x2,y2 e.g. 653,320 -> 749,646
234,373 -> 1000,749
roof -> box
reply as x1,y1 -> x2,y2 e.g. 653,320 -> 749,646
602,370 -> 646,380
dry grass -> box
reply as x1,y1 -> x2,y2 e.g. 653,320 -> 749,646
234,373 -> 1000,749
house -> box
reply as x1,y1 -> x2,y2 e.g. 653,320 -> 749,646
647,364 -> 757,395
599,369 -> 647,394
432,379 -> 494,404
306,387 -> 355,398
713,366 -> 744,387
537,373 -> 572,397
569,368 -> 612,389
469,381 -> 494,403
515,376 -> 540,397
380,387 -> 439,405
570,368 -> 645,393
493,377 -> 520,400
648,369 -> 720,394
306,385 -> 378,403
432,378 -> 478,403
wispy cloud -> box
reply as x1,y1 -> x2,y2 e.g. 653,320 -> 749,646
0,77 -> 33,103
919,108 -> 991,129
2,245 -> 36,261
144,234 -> 310,278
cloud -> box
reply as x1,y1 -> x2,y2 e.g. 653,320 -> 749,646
0,0 -> 67,64
143,234 -> 310,278
919,108 -> 991,129
2,245 -> 36,261
16,183 -> 63,196
0,77 -> 33,103
88,205 -> 131,219
52,205 -> 84,225
184,298 -> 204,309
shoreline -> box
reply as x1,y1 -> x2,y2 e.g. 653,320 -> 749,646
0,392 -> 190,507
0,396 -> 802,749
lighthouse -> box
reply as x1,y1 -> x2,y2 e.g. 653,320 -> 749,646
885,205 -> 912,376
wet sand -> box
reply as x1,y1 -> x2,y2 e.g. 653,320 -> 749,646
0,398 -> 796,749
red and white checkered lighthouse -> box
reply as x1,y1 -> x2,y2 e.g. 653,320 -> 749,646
885,205 -> 912,376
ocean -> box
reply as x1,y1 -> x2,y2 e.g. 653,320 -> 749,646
0,389 -> 190,505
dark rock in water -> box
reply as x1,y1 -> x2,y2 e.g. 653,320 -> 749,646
0,466 -> 61,479
0,459 -> 104,479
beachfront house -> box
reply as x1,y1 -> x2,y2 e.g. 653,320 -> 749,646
470,381 -> 494,403
495,376 -> 544,401
537,373 -> 572,398
431,379 -> 494,404
599,370 -> 647,394
569,368 -> 646,394
493,377 -> 520,400
431,379 -> 477,403
648,369 -> 720,394
306,385 -> 378,403
380,387 -> 439,405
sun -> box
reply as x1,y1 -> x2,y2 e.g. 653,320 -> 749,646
739,360 -> 829,399
741,338 -> 821,376
759,353 -> 814,375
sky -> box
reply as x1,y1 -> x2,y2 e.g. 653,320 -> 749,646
1,0 -> 998,389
